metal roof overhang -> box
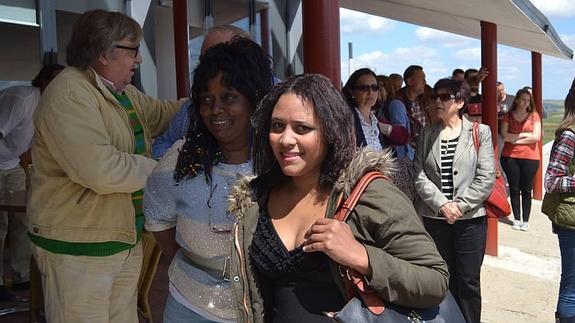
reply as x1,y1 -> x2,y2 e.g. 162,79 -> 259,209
339,0 -> 573,60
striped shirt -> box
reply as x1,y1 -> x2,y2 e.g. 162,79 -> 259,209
545,129 -> 575,193
441,137 -> 459,201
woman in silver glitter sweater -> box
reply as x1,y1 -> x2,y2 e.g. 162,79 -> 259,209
143,38 -> 273,323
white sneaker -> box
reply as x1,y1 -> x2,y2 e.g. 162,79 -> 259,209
512,220 -> 522,230
520,223 -> 529,231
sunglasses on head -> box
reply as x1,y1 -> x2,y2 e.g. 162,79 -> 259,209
432,93 -> 456,102
354,84 -> 381,92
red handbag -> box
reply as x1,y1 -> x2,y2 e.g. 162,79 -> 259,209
472,123 -> 512,218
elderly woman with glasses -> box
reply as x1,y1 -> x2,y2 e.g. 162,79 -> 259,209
143,38 -> 273,323
414,78 -> 495,323
27,10 -> 180,322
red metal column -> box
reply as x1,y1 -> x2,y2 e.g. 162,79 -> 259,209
302,0 -> 341,87
173,0 -> 190,99
260,8 -> 270,55
481,21 -> 499,257
532,52 -> 543,200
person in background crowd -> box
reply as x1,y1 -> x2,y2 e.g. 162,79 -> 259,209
376,74 -> 415,201
422,84 -> 439,126
228,73 -> 448,322
452,68 -> 465,82
152,25 -> 251,159
389,73 -> 404,90
375,75 -> 412,158
396,65 -> 428,143
342,68 -> 394,151
464,69 -> 483,123
28,10 -> 180,322
500,88 -> 541,231
545,77 -> 575,323
144,38 -> 273,323
0,64 -> 63,300
414,78 -> 495,323
497,81 -> 515,118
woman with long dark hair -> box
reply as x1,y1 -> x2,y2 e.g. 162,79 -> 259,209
500,88 -> 542,231
228,74 -> 448,322
143,38 -> 273,322
544,78 -> 575,322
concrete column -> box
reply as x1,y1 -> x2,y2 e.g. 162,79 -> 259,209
532,52 -> 543,200
481,20 -> 499,257
37,0 -> 58,64
173,0 -> 189,99
302,0 -> 341,87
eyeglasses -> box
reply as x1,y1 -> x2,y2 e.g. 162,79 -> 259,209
432,93 -> 456,102
115,44 -> 140,57
354,84 -> 381,92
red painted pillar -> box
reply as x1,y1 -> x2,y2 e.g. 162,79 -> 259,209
260,8 -> 270,55
173,0 -> 190,99
302,0 -> 341,88
481,21 -> 499,257
532,52 -> 543,200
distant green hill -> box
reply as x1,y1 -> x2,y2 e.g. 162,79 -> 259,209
544,99 -> 563,114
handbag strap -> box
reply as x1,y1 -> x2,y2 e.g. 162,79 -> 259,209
333,170 -> 389,316
334,171 -> 389,223
472,122 -> 502,178
472,122 -> 480,152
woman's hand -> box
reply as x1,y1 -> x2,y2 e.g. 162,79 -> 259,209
440,202 -> 462,224
303,218 -> 372,276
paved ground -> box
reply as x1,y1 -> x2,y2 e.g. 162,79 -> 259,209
482,202 -> 560,322
481,141 -> 559,322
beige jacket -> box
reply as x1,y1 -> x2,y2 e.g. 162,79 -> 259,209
28,67 -> 179,244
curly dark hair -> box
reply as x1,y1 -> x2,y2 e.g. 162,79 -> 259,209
251,74 -> 356,189
174,38 -> 273,183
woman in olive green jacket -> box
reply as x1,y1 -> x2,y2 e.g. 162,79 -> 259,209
228,74 -> 449,322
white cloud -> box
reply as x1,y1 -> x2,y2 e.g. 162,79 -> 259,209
415,27 -> 473,48
530,0 -> 575,19
341,47 -> 449,85
455,47 -> 481,60
340,8 -> 394,35
560,33 -> 575,47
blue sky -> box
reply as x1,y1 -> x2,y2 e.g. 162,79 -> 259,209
339,0 -> 575,99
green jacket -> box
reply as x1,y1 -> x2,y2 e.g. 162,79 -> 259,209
228,149 -> 449,322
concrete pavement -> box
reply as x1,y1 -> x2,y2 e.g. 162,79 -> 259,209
481,141 -> 559,322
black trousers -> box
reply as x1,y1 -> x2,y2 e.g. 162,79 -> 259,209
500,157 -> 539,222
423,216 -> 487,323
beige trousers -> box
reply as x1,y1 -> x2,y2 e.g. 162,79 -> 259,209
0,166 -> 29,285
31,242 -> 142,323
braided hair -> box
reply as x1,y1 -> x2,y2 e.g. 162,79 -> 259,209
174,38 -> 273,184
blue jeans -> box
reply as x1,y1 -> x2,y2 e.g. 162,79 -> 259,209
164,294 -> 217,323
557,226 -> 575,317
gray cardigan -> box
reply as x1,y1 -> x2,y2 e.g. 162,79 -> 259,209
414,117 -> 496,219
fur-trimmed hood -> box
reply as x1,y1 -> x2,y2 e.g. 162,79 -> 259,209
228,148 -> 395,219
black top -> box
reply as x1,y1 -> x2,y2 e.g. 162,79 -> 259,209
249,208 -> 346,322
440,136 -> 459,202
